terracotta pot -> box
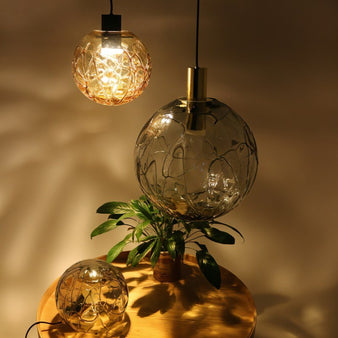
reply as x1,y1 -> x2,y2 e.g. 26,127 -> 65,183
153,252 -> 181,282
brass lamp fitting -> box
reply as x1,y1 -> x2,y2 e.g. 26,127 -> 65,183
187,66 -> 207,101
186,67 -> 207,132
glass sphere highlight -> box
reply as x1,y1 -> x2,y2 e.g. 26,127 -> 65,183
55,259 -> 128,334
72,30 -> 151,106
135,98 -> 258,221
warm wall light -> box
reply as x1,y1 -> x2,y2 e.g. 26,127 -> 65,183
72,0 -> 151,106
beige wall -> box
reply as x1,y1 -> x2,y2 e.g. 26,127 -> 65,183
1,0 -> 337,337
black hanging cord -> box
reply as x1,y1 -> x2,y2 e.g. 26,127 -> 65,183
102,0 -> 121,31
25,321 -> 62,338
195,0 -> 200,68
110,0 -> 113,14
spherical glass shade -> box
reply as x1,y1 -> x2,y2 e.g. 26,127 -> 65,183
72,30 -> 151,106
55,259 -> 128,334
135,98 -> 258,220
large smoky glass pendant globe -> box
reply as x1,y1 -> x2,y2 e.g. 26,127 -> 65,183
135,98 -> 258,221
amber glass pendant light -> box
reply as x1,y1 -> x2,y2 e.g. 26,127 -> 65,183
135,0 -> 258,221
72,0 -> 151,106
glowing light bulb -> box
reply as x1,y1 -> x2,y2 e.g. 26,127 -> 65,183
72,30 -> 151,106
100,47 -> 124,57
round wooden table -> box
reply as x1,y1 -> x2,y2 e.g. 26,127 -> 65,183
37,253 -> 256,337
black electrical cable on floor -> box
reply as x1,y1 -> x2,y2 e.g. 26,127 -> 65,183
25,321 -> 62,338
195,0 -> 200,68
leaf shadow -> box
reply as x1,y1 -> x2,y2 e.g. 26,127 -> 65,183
129,263 -> 208,318
131,283 -> 176,317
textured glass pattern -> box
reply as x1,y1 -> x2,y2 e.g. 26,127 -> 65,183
72,30 -> 151,106
135,98 -> 258,220
55,259 -> 128,334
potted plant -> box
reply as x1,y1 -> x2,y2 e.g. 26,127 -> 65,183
91,196 -> 242,289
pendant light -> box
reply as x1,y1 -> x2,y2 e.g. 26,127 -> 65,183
135,0 -> 258,221
72,0 -> 151,106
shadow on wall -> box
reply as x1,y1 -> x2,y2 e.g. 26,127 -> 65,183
254,283 -> 338,338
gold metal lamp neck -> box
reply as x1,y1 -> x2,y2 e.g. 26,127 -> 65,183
186,67 -> 207,133
187,67 -> 207,101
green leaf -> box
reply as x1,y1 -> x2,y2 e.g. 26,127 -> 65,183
131,240 -> 156,267
172,231 -> 185,257
212,220 -> 244,240
202,227 -> 235,244
167,238 -> 176,259
150,238 -> 162,267
135,219 -> 151,241
139,195 -> 148,202
196,249 -> 221,289
127,242 -> 149,266
91,212 -> 134,238
126,245 -> 141,266
140,235 -> 157,242
130,200 -> 153,221
91,220 -> 119,238
139,195 -> 159,213
96,201 -> 130,214
107,214 -> 125,225
106,234 -> 132,263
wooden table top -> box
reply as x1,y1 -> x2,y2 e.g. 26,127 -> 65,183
37,253 -> 256,337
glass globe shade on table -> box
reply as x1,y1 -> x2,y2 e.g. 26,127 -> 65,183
72,2 -> 151,106
135,67 -> 258,220
55,259 -> 128,334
